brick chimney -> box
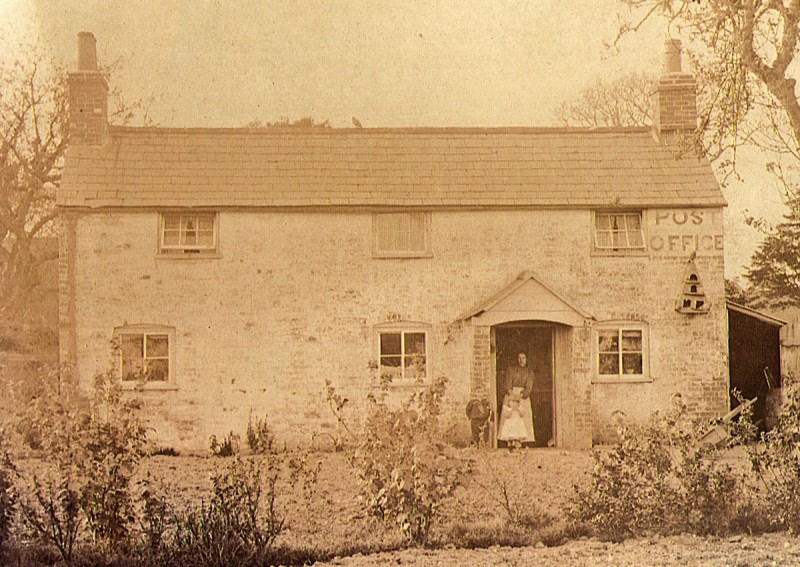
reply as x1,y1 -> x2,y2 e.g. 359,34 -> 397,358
68,32 -> 108,146
653,39 -> 697,135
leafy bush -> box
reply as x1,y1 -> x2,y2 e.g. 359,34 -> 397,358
567,408 -> 740,541
150,446 -> 180,457
13,363 -> 85,452
316,379 -> 355,452
136,473 -> 172,555
16,354 -> 148,556
350,376 -> 467,546
246,415 -> 275,455
0,432 -> 16,553
172,456 -> 285,566
209,431 -> 240,457
470,441 -> 554,528
741,385 -> 800,533
79,367 -> 148,549
20,470 -> 82,564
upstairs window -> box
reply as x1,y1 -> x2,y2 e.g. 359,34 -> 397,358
377,329 -> 428,384
114,325 -> 174,385
596,324 -> 648,381
373,212 -> 432,258
594,212 -> 645,252
160,213 -> 218,255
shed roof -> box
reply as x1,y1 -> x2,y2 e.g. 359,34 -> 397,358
727,301 -> 787,328
58,126 -> 725,209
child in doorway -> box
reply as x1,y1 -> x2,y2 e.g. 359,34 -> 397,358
498,387 -> 528,441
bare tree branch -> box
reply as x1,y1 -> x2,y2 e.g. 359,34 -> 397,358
555,72 -> 656,128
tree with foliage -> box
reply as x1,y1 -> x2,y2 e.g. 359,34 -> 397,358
745,201 -> 800,307
556,72 -> 656,128
616,1 -> 800,169
725,278 -> 753,305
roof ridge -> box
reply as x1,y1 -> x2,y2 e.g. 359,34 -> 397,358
108,125 -> 653,136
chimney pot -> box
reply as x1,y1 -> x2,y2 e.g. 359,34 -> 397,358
653,38 -> 697,135
69,32 -> 108,145
77,32 -> 98,71
664,39 -> 682,74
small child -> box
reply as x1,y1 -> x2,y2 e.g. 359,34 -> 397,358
498,388 -> 528,440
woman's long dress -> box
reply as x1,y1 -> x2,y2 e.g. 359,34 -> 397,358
497,386 -> 535,442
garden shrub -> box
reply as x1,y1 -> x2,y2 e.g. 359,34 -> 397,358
318,378 -> 355,452
0,431 -> 16,554
567,407 -> 740,541
246,415 -> 275,455
19,471 -> 82,564
16,354 -> 148,557
209,431 -> 240,457
135,473 -> 172,556
172,456 -> 285,566
16,367 -> 85,563
150,446 -> 180,457
470,441 -> 554,528
741,385 -> 800,533
78,367 -> 148,549
349,376 -> 468,546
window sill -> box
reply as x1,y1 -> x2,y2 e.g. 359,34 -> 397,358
122,382 -> 179,391
384,380 -> 429,390
372,252 -> 434,259
156,253 -> 222,260
591,250 -> 649,258
592,375 -> 652,384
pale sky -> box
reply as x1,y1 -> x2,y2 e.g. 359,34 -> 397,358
0,0 -> 791,278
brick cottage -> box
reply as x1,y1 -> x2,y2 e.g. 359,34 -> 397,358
58,34 -> 728,451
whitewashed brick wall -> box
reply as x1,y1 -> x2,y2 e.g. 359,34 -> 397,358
63,207 -> 728,451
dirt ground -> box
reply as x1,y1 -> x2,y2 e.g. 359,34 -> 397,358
16,446 -> 800,565
316,533 -> 800,566
125,447 -> 799,566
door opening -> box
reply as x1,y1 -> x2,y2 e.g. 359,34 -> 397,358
494,324 -> 555,448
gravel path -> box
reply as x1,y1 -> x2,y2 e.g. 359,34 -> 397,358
318,533 -> 800,566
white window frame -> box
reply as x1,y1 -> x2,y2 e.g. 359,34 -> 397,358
374,323 -> 430,385
593,211 -> 646,253
158,212 -> 219,256
593,322 -> 650,383
372,212 -> 432,258
113,324 -> 177,390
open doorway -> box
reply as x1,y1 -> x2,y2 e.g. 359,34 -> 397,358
494,323 -> 554,448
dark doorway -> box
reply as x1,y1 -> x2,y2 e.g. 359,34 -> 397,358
494,323 -> 554,448
728,304 -> 783,430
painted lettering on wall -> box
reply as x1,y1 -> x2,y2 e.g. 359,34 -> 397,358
649,209 -> 723,254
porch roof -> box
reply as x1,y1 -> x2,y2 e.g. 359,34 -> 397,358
460,271 -> 594,327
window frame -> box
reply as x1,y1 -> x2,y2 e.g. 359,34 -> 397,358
593,322 -> 651,383
374,323 -> 431,386
158,212 -> 220,257
372,212 -> 433,258
113,324 -> 177,390
592,210 -> 647,255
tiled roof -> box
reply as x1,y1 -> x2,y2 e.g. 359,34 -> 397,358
58,126 -> 725,209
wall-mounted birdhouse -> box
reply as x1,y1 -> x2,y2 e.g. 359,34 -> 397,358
676,252 -> 710,314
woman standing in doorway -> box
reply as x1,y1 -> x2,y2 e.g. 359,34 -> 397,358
497,352 -> 535,443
